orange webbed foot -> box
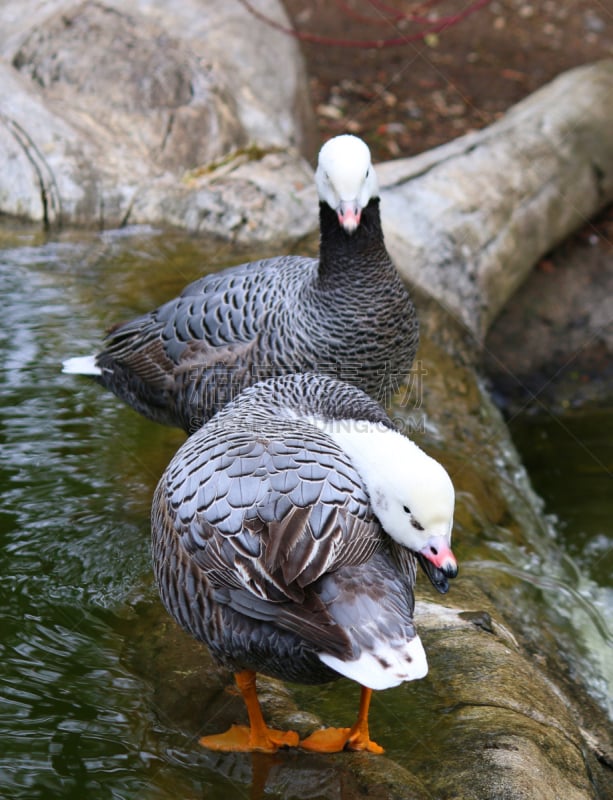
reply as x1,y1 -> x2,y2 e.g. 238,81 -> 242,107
347,727 -> 384,754
300,726 -> 384,754
199,724 -> 299,753
300,726 -> 352,753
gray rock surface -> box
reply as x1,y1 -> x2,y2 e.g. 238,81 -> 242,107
3,19 -> 612,321
484,215 -> 613,412
0,0 -> 316,239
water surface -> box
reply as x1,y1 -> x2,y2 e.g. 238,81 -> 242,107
510,409 -> 613,591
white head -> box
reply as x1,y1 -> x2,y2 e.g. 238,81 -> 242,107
322,421 -> 457,588
315,135 -> 380,233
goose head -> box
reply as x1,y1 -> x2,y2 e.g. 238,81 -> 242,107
325,422 -> 458,593
315,134 -> 380,233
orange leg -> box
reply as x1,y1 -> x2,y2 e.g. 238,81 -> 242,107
300,686 -> 384,754
198,670 -> 299,753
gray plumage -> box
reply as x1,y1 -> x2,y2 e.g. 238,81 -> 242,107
151,374 -> 424,687
64,136 -> 418,433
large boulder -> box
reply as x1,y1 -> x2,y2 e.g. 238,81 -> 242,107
0,0 -> 316,240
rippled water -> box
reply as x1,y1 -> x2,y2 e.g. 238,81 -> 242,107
0,224 -> 262,799
1,221 -> 611,798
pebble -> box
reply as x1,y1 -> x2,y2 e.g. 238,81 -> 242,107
584,11 -> 605,33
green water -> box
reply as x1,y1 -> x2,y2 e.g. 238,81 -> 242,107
0,222 -> 611,799
0,224 -> 264,799
510,410 -> 613,592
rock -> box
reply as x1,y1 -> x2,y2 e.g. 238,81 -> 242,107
415,603 -> 595,800
0,0 -> 316,238
484,208 -> 613,412
129,148 -> 316,245
378,60 -> 613,340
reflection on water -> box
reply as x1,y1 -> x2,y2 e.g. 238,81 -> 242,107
0,221 -> 611,798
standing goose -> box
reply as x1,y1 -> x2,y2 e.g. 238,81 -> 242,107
63,135 -> 418,433
152,373 -> 457,754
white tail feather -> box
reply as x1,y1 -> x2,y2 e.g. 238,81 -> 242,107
319,635 -> 428,691
62,355 -> 102,376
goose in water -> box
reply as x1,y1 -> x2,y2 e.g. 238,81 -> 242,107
63,135 -> 418,433
152,373 -> 457,753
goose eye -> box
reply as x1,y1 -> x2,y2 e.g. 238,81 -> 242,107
403,505 -> 410,514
